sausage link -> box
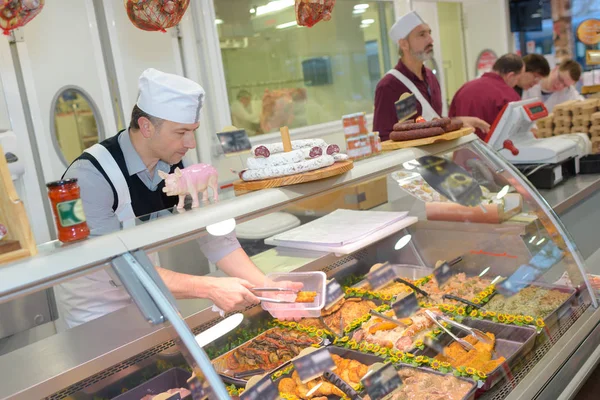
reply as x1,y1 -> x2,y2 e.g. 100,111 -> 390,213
390,127 -> 445,141
393,117 -> 451,132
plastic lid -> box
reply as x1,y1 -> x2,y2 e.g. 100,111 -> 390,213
235,212 -> 301,240
46,178 -> 78,188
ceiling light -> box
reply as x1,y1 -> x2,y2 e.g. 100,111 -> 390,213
536,238 -> 546,246
276,20 -> 297,29
361,19 -> 375,25
529,235 -> 536,244
353,9 -> 366,14
256,0 -> 294,17
479,267 -> 490,277
360,24 -> 369,29
249,8 -> 256,14
491,275 -> 503,285
215,19 -> 223,25
354,4 -> 369,10
394,234 -> 412,251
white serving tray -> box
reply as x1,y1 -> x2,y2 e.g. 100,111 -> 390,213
265,216 -> 418,256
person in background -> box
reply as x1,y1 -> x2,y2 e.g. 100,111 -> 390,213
231,89 -> 261,136
372,11 -> 488,141
449,54 -> 524,140
515,54 -> 551,97
522,59 -> 584,112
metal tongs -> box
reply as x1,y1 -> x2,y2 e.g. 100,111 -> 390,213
250,287 -> 299,303
424,310 -> 477,352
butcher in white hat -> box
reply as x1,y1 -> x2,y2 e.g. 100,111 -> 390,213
56,69 -> 291,329
373,11 -> 489,141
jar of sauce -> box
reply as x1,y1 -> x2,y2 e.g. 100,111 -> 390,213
46,179 -> 90,243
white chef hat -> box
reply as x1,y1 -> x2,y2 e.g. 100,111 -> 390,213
389,11 -> 425,42
136,68 -> 205,124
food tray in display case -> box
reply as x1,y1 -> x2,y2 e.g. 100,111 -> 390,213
297,298 -> 381,337
211,327 -> 323,386
414,319 -> 537,392
364,364 -> 477,400
485,283 -> 577,329
269,346 -> 384,399
351,264 -> 432,291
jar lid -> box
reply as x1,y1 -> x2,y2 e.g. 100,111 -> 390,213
46,178 -> 78,188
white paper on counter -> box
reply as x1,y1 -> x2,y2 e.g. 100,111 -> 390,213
267,209 -> 408,247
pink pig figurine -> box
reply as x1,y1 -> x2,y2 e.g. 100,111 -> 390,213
158,164 -> 219,209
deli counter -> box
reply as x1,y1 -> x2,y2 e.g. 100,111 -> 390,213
1,134 -> 599,400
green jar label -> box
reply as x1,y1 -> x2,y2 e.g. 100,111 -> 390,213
56,199 -> 86,227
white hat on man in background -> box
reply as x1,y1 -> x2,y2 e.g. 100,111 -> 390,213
389,11 -> 425,42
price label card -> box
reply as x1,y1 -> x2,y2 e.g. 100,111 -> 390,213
240,375 -> 279,400
361,363 -> 403,400
217,129 -> 252,156
416,155 -> 483,207
394,93 -> 417,122
292,348 -> 336,383
433,262 -> 453,288
367,265 -> 397,290
392,292 -> 420,319
325,279 -> 345,310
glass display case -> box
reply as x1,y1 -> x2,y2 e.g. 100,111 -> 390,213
0,134 -> 598,400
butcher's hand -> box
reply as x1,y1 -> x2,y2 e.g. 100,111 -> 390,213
458,116 -> 490,134
205,277 -> 259,312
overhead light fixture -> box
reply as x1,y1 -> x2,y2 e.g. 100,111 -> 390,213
249,8 -> 256,14
402,161 -> 416,170
215,18 -> 223,25
536,238 -> 546,246
361,19 -> 375,25
276,20 -> 297,29
360,24 -> 370,28
491,275 -> 503,285
207,218 -> 236,236
256,0 -> 294,17
353,9 -> 366,14
479,267 -> 490,277
529,236 -> 536,244
195,313 -> 244,347
354,4 -> 369,10
394,234 -> 412,251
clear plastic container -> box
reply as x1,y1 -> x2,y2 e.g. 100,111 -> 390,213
261,271 -> 326,319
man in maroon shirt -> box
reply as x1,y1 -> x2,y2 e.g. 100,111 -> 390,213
449,54 -> 524,140
373,11 -> 489,141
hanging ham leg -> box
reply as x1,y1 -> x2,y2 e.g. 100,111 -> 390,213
295,0 -> 336,28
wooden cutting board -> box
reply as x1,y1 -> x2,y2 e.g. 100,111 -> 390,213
381,127 -> 474,151
233,160 -> 353,195
0,144 -> 37,266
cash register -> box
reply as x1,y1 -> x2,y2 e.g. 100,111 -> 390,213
485,99 -> 580,189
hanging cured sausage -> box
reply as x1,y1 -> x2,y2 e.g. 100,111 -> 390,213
0,0 -> 44,35
295,0 -> 336,28
125,0 -> 190,33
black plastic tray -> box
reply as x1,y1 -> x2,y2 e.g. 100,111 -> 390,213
579,154 -> 600,174
268,346 -> 384,399
211,327 -> 324,386
414,319 -> 537,392
112,367 -> 192,400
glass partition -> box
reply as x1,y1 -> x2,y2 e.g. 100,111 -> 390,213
215,0 -> 396,135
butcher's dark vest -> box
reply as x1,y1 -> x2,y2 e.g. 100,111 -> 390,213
64,130 -> 184,220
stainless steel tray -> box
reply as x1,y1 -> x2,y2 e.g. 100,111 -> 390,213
381,364 -> 477,400
486,282 -> 577,329
414,319 -> 537,392
211,327 -> 323,386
